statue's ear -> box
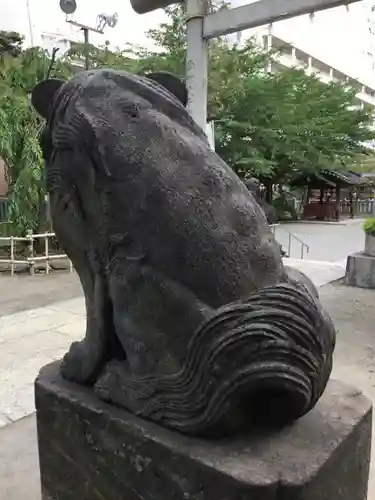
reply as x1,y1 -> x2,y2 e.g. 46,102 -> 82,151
31,78 -> 65,119
145,72 -> 188,107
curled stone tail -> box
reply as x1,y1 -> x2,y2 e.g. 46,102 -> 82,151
99,283 -> 335,437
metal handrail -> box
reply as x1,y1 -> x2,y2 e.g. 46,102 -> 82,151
270,224 -> 310,260
287,232 -> 309,260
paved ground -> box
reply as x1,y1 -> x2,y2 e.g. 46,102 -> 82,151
0,296 -> 84,425
285,257 -> 347,287
0,220 -> 374,499
0,272 -> 81,317
1,280 -> 375,500
274,219 -> 365,261
321,283 -> 375,498
0,416 -> 40,500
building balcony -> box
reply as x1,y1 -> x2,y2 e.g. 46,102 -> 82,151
276,52 -> 295,68
264,32 -> 375,107
357,91 -> 375,106
312,71 -> 332,84
271,48 -> 375,109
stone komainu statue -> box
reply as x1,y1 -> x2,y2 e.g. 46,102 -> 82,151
244,178 -> 277,225
31,69 -> 335,438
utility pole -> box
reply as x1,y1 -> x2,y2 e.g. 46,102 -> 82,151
83,27 -> 90,70
66,20 -> 104,70
185,0 -> 208,130
25,0 -> 34,46
60,1 -> 119,71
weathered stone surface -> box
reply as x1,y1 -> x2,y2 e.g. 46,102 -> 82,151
30,69 -> 337,437
244,178 -> 278,224
36,361 -> 372,500
345,252 -> 375,289
364,234 -> 375,258
0,415 -> 41,500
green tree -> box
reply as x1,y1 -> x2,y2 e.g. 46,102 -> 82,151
351,151 -> 375,173
133,5 -> 187,77
0,30 -> 23,57
215,67 -> 375,192
132,6 -> 375,192
66,40 -> 137,72
132,3 -> 270,119
0,39 -> 72,235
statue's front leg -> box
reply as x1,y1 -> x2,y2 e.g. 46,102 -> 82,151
61,254 -> 114,385
50,190 -> 115,385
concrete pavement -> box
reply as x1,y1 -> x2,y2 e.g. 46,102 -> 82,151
0,218 -> 373,500
0,416 -> 40,500
274,218 -> 365,288
274,219 -> 365,262
0,272 -> 81,317
1,280 -> 375,500
285,257 -> 347,287
0,297 -> 84,425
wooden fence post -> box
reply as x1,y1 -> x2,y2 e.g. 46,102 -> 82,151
44,234 -> 49,274
27,230 -> 35,276
10,236 -> 14,276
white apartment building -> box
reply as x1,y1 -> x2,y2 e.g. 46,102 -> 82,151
227,1 -> 375,114
257,26 -> 375,111
37,31 -> 76,57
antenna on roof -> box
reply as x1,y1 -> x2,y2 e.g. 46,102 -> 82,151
96,12 -> 119,31
59,0 -> 77,15
59,0 -> 119,71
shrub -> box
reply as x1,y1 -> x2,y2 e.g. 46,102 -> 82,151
363,218 -> 375,236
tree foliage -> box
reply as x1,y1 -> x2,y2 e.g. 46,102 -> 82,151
134,6 -> 375,188
0,32 -> 72,235
0,30 -> 23,57
133,5 -> 187,77
62,4 -> 375,191
1,6 -> 375,234
216,67 -> 375,185
66,40 -> 137,72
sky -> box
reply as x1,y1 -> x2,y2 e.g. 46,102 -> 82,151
0,0 -> 167,49
0,0 -> 374,84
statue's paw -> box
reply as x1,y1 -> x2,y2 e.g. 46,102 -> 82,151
60,340 -> 102,384
95,361 -> 132,409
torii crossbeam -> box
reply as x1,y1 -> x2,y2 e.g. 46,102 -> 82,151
130,0 -> 362,129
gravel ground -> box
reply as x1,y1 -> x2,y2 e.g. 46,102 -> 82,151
320,280 -> 375,498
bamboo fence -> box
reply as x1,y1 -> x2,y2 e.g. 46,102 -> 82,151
0,231 -> 73,276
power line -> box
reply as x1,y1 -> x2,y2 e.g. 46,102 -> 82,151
25,0 -> 34,46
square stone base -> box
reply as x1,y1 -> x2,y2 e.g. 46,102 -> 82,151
35,362 -> 372,500
345,252 -> 375,289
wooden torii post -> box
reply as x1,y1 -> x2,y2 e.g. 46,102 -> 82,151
130,0 -> 362,130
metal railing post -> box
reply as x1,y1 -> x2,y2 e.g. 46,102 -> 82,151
271,224 -> 309,260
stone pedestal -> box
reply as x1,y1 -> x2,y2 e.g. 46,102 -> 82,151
35,362 -> 372,500
345,251 -> 375,289
365,234 -> 375,258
